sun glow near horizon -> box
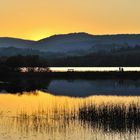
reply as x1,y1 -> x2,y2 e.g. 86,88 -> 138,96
0,0 -> 140,40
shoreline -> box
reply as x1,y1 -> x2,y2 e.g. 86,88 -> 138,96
1,71 -> 140,79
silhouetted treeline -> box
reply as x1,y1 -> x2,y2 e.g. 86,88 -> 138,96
47,45 -> 140,66
48,52 -> 140,66
1,45 -> 140,69
6,55 -> 49,67
0,55 -> 49,73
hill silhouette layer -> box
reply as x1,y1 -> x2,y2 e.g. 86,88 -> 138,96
1,33 -> 140,66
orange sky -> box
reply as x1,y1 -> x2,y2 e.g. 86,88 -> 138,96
0,0 -> 140,40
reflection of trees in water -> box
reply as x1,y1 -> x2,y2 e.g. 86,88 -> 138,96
1,78 -> 140,94
0,77 -> 51,93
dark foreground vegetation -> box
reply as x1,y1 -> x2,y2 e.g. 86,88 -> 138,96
79,103 -> 140,132
0,55 -> 49,73
15,100 -> 140,132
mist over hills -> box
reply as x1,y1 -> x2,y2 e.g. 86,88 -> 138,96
0,32 -> 140,66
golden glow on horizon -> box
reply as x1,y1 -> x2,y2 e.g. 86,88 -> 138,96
0,0 -> 140,40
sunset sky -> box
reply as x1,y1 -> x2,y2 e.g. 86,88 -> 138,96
0,0 -> 140,40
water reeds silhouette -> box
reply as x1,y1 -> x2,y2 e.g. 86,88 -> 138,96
10,99 -> 140,133
1,92 -> 140,140
79,103 -> 140,132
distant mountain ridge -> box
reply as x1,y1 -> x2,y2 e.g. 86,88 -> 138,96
0,32 -> 140,58
0,37 -> 35,48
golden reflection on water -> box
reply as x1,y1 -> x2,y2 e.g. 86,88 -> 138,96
0,91 -> 140,140
1,91 -> 140,115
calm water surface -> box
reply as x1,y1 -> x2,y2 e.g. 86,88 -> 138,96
0,91 -> 140,140
50,67 -> 140,72
47,79 -> 140,96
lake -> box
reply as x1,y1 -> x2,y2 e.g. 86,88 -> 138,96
0,78 -> 140,140
50,67 -> 140,72
21,67 -> 140,72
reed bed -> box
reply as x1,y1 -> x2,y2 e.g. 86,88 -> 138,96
1,91 -> 140,133
79,103 -> 140,131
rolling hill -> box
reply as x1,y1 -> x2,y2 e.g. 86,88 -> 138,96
0,33 -> 140,59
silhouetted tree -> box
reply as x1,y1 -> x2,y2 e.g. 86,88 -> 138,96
0,55 -> 50,73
